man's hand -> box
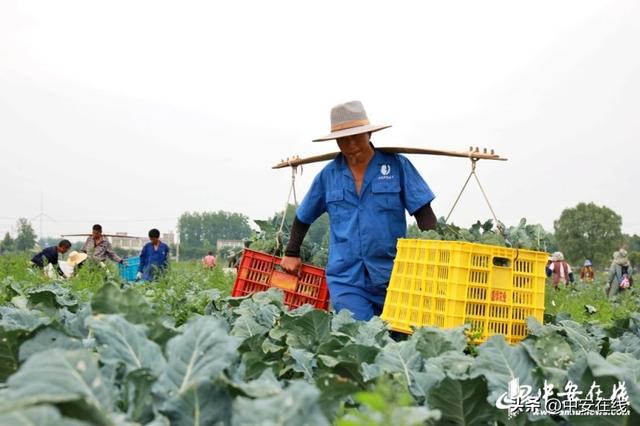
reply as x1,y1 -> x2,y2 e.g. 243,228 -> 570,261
280,256 -> 302,276
136,271 -> 143,280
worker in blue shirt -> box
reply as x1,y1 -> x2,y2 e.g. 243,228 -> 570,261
281,101 -> 436,321
31,239 -> 72,277
136,228 -> 170,281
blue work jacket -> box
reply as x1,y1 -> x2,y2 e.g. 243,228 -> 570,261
31,246 -> 59,268
138,242 -> 170,281
296,149 -> 435,290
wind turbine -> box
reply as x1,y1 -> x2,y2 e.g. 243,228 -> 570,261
30,191 -> 56,241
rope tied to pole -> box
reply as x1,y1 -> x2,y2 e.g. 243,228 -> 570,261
275,164 -> 301,254
445,159 -> 504,235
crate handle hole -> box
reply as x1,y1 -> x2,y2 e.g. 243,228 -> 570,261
493,257 -> 511,267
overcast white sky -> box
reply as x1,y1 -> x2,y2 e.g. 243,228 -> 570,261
1,0 -> 639,242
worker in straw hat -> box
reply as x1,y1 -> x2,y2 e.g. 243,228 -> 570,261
64,250 -> 89,278
281,100 -> 436,321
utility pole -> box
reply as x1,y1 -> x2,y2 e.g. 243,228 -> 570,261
176,230 -> 180,262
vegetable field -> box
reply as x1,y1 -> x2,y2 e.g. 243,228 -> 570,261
0,254 -> 639,425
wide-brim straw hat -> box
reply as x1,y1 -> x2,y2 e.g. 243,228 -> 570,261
313,100 -> 391,142
67,251 -> 88,267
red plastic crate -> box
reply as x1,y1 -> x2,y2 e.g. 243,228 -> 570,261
232,248 -> 330,311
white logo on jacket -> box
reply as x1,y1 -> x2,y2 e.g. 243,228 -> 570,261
380,164 -> 391,176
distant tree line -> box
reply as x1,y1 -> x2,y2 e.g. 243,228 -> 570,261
177,211 -> 253,260
175,206 -> 330,264
2,204 -> 638,271
0,218 -> 37,254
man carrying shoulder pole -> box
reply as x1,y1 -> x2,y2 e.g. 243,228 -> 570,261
281,101 -> 436,321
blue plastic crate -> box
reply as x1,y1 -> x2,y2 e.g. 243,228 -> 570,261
119,256 -> 140,281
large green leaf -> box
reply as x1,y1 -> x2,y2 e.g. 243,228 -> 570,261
606,352 -> 640,420
368,340 -> 423,386
559,320 -> 603,355
233,297 -> 281,328
333,344 -> 381,366
313,333 -> 347,356
522,332 -> 574,388
18,327 -> 83,362
278,309 -> 331,351
315,372 -> 361,420
331,311 -> 390,347
146,317 -> 180,348
232,380 -> 330,426
427,351 -> 474,380
10,295 -> 29,310
0,327 -> 21,382
237,335 -> 283,381
57,305 -> 92,339
288,303 -> 316,316
362,339 -> 437,400
317,344 -> 380,385
607,353 -> 640,383
412,326 -> 467,359
262,337 -> 286,355
87,314 -> 166,376
91,284 -> 177,347
91,284 -> 155,324
1,277 -> 24,297
526,317 -> 562,337
288,348 -> 316,381
409,363 -> 445,399
230,314 -> 269,339
247,288 -> 286,310
0,307 -> 51,332
161,381 -> 232,426
330,309 -> 358,334
610,333 -> 640,358
156,316 -> 241,398
470,335 -> 537,405
3,349 -> 113,426
568,352 -> 640,425
350,317 -> 391,347
26,284 -> 78,312
0,308 -> 52,382
427,376 -> 497,426
229,368 -> 283,398
0,404 -> 91,426
121,368 -> 156,424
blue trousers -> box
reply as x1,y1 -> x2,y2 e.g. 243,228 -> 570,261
330,281 -> 388,321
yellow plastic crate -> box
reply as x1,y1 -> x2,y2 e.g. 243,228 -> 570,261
381,239 -> 547,343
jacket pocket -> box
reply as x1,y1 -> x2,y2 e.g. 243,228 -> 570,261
371,180 -> 402,212
326,189 -> 348,222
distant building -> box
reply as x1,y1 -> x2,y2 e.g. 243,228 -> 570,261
216,239 -> 244,252
110,232 -> 146,252
162,232 -> 175,246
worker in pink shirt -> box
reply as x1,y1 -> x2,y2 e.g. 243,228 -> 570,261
202,251 -> 216,269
